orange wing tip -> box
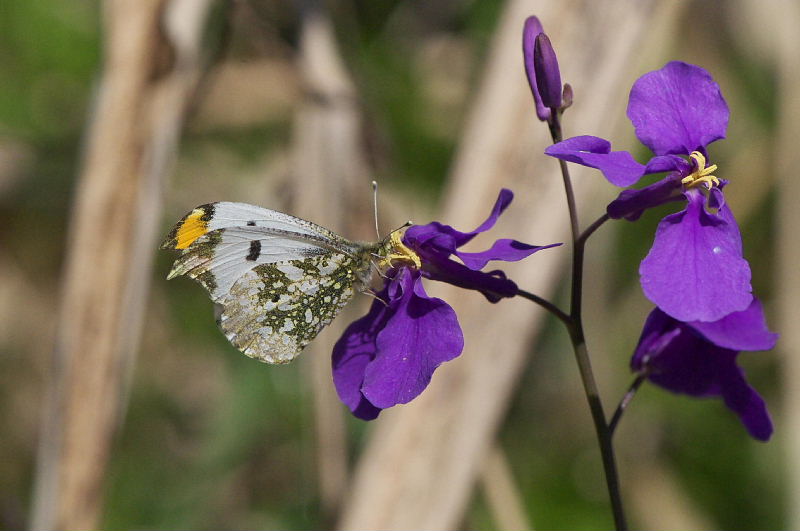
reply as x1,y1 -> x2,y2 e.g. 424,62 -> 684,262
175,209 -> 210,249
161,204 -> 216,250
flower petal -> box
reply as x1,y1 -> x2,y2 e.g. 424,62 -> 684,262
632,308 -> 772,440
522,16 -> 551,121
689,298 -> 778,352
606,173 -> 684,221
404,189 -> 514,250
627,61 -> 729,156
404,189 -> 558,300
468,188 -> 515,237
361,269 -> 464,409
421,257 -> 519,302
639,191 -> 752,322
708,184 -> 726,211
630,308 -> 682,372
544,136 -> 646,186
718,362 -> 773,441
633,312 -> 722,396
455,240 -> 561,270
404,222 -> 458,254
331,299 -> 388,420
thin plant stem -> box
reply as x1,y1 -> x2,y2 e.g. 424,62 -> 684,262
578,213 -> 611,246
516,288 -> 571,327
547,119 -> 580,241
564,319 -> 627,531
549,111 -> 628,531
609,374 -> 647,437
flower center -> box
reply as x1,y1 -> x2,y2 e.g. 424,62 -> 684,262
381,230 -> 422,269
681,151 -> 719,190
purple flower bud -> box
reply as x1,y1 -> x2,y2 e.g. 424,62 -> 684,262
522,16 -> 550,121
533,33 -> 562,109
523,16 -> 563,121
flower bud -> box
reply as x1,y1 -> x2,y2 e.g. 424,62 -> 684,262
522,16 -> 562,121
522,16 -> 549,121
533,33 -> 562,110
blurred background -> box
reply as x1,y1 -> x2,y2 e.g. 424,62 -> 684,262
1,0 -> 797,529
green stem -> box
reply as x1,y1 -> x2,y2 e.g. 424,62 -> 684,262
578,213 -> 611,246
609,374 -> 647,437
549,113 -> 627,531
516,288 -> 571,327
567,329 -> 627,531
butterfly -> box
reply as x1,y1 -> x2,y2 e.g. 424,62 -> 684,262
161,202 -> 418,364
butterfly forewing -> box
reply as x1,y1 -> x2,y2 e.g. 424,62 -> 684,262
162,202 -> 349,250
167,227 -> 332,302
163,202 -> 380,363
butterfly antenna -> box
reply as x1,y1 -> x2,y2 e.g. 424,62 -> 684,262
372,180 -> 381,240
390,220 -> 413,234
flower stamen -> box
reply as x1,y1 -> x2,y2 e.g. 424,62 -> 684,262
681,151 -> 720,190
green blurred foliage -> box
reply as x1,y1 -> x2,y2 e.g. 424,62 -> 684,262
0,1 -> 99,139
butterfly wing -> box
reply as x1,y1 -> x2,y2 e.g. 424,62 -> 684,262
162,202 -> 370,363
162,202 -> 361,302
217,253 -> 359,363
162,202 -> 345,249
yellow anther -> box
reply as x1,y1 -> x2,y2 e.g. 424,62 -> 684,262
381,230 -> 421,269
681,151 -> 720,190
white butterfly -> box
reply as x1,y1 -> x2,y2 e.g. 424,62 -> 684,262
161,202 -> 417,363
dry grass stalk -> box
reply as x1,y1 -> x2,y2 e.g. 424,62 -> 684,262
773,1 -> 800,528
480,445 -> 533,531
337,0 -> 670,529
30,1 -> 215,528
625,461 -> 714,530
289,8 -> 375,517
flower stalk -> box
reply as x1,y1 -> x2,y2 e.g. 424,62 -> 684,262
609,374 -> 647,437
519,16 -> 778,529
516,288 -> 571,327
522,18 -> 627,528
549,110 -> 628,531
546,60 -> 777,441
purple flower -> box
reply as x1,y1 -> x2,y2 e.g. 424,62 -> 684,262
333,189 -> 559,419
523,16 -> 563,121
632,299 -> 777,441
545,61 -> 752,322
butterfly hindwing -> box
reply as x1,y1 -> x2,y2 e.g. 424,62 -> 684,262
217,253 -> 359,363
